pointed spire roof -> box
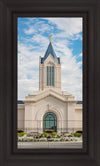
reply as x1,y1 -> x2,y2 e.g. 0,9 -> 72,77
41,42 -> 60,64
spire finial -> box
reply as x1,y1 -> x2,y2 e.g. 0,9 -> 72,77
49,34 -> 52,42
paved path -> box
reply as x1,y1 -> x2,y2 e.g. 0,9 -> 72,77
18,142 -> 82,149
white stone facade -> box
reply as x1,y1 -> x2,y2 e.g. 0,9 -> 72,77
17,40 -> 83,133
39,54 -> 61,90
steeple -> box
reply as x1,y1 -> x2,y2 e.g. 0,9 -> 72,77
39,36 -> 61,90
41,36 -> 60,64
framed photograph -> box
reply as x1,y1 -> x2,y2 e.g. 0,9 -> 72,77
17,17 -> 83,149
0,0 -> 100,166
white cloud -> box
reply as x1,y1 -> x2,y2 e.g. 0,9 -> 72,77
18,38 -> 82,100
79,53 -> 82,57
24,27 -> 36,35
78,61 -> 82,65
24,21 -> 53,35
32,34 -> 48,46
44,17 -> 82,40
53,40 -> 82,100
18,42 -> 40,99
18,18 -> 82,100
18,79 -> 38,99
38,23 -> 53,33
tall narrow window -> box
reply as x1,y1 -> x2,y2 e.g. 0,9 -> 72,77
47,66 -> 48,86
52,66 -> 54,86
50,66 -> 51,85
47,66 -> 54,86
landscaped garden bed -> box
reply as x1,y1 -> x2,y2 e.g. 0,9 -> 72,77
18,131 -> 82,142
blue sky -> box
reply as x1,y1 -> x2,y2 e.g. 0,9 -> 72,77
18,17 -> 82,100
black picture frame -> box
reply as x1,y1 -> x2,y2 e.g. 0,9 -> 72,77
0,0 -> 100,166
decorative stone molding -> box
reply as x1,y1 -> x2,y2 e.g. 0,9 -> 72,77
35,104 -> 63,121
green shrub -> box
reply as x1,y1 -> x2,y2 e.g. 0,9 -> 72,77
56,134 -> 61,138
40,132 -> 57,138
52,132 -> 57,137
74,132 -> 82,137
18,132 -> 26,137
29,139 -> 33,141
76,130 -> 83,134
41,132 -> 48,137
60,138 -> 65,141
68,135 -> 72,137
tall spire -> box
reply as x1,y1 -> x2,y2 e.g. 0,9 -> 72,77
49,34 -> 52,42
40,35 -> 60,64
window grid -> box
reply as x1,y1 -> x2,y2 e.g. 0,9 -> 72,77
47,66 -> 54,86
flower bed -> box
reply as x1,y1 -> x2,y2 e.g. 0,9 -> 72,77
18,132 -> 82,142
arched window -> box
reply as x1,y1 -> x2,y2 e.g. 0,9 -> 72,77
43,112 -> 57,132
47,66 -> 54,86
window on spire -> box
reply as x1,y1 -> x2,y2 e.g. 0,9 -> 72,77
47,66 -> 54,86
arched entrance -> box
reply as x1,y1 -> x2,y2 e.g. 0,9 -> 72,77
43,112 -> 57,132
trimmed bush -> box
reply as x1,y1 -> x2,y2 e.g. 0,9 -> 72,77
40,132 -> 57,138
74,132 -> 82,137
68,135 -> 73,137
76,130 -> 83,133
52,132 -> 57,137
29,138 -> 34,141
18,132 -> 26,137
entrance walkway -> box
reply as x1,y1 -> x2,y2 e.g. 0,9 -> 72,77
18,142 -> 82,149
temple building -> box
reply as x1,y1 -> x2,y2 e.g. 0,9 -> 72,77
17,36 -> 82,133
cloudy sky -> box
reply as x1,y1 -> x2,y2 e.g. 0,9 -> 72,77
18,17 -> 82,100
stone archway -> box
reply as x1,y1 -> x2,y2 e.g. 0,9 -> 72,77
43,112 -> 57,132
35,104 -> 63,133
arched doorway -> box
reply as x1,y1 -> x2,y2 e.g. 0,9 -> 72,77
43,112 -> 57,132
